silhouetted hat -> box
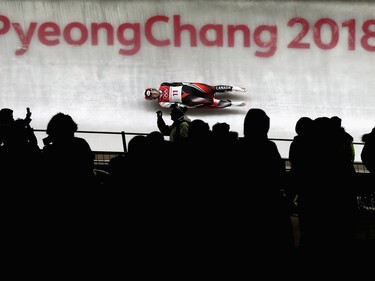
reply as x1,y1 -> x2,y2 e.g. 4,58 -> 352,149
171,105 -> 185,117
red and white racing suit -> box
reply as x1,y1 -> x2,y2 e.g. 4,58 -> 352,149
158,82 -> 235,108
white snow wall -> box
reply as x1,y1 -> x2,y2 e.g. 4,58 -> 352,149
0,0 -> 374,158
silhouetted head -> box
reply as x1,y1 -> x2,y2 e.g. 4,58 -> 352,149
295,116 -> 313,136
147,131 -> 165,145
170,105 -> 186,121
331,116 -> 342,128
362,126 -> 375,142
46,112 -> 78,141
243,108 -> 270,139
4,119 -> 29,144
314,116 -> 334,137
212,122 -> 230,136
0,108 -> 14,125
189,119 -> 210,140
144,88 -> 161,100
128,135 -> 147,154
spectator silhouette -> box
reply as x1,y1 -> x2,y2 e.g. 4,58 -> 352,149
0,108 -> 14,132
297,116 -> 357,264
186,118 -> 211,155
233,108 -> 295,267
41,112 -> 96,187
0,108 -> 16,147
361,127 -> 375,174
183,119 -> 215,243
358,127 -> 375,259
289,117 -> 314,173
360,127 -> 375,193
156,105 -> 191,145
212,122 -> 239,151
211,121 -> 239,179
119,135 -> 148,183
108,133 -> 185,263
108,134 -> 165,187
331,116 -> 355,163
0,107 -> 41,185
38,113 -> 109,265
145,130 -> 174,165
288,117 -> 314,213
0,107 -> 45,263
107,152 -> 126,187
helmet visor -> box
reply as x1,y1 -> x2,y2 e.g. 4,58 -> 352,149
144,89 -> 153,100
144,88 -> 160,100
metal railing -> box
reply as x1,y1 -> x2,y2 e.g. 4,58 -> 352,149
33,129 -> 369,173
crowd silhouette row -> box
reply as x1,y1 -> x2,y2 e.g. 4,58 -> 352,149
0,105 -> 374,270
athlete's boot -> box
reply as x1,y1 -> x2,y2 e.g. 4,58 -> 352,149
231,86 -> 246,92
231,101 -> 246,106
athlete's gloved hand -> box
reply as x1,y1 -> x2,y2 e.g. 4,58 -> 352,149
156,110 -> 163,118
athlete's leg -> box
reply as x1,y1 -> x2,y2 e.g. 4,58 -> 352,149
190,82 -> 245,93
187,83 -> 216,94
183,94 -> 213,107
211,99 -> 232,108
211,99 -> 246,108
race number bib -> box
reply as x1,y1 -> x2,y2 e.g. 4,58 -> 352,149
169,86 -> 182,103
